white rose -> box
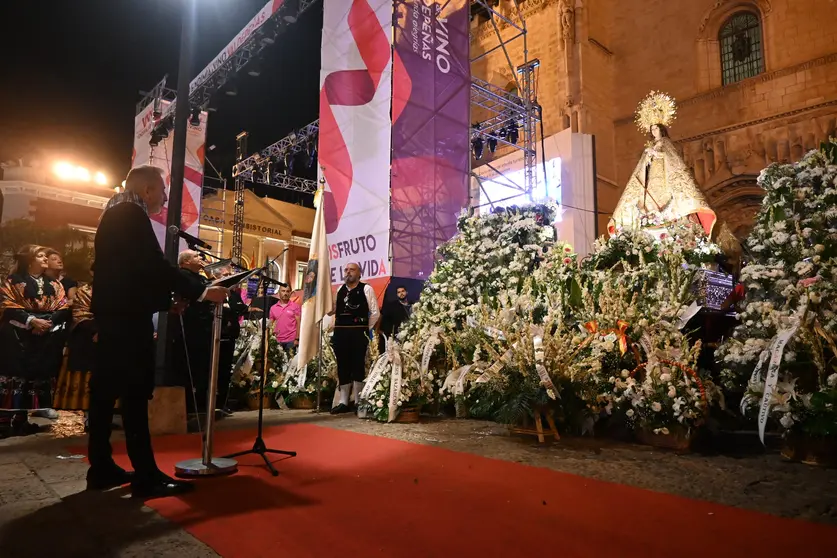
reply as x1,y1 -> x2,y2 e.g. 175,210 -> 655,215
376,400 -> 384,408
659,373 -> 671,383
779,413 -> 794,429
827,373 -> 837,388
271,381 -> 279,389
651,401 -> 662,412
667,386 -> 677,398
625,409 -> 635,417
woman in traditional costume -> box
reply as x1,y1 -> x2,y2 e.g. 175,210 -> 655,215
609,91 -> 716,237
0,245 -> 71,435
53,283 -> 96,414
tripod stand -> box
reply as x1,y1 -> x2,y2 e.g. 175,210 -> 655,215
224,256 -> 296,476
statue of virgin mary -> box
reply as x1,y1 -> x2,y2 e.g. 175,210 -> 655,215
608,91 -> 716,237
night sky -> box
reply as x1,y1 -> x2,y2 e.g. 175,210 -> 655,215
0,0 -> 323,200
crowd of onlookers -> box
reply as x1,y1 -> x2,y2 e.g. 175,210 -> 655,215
0,244 -> 96,437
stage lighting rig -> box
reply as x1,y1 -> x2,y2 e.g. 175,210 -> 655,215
283,0 -> 300,22
488,137 -> 498,154
284,152 -> 294,175
189,106 -> 201,127
247,59 -> 261,77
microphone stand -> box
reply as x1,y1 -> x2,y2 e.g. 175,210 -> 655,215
223,254 -> 296,476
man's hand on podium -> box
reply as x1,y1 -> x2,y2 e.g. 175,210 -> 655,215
204,286 -> 230,303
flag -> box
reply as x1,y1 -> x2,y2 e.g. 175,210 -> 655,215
296,182 -> 334,382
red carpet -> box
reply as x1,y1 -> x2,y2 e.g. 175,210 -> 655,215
100,424 -> 835,557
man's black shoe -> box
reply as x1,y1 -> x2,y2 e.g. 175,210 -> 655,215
86,467 -> 134,490
330,403 -> 351,415
131,476 -> 195,500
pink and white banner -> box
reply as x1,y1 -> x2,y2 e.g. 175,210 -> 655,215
132,100 -> 208,249
318,0 -> 393,288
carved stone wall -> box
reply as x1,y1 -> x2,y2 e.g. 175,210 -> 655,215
470,0 -> 837,238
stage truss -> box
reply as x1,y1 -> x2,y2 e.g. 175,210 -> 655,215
129,0 -> 543,270
233,2 -> 541,207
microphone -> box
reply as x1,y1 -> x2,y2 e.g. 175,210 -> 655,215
168,226 -> 212,250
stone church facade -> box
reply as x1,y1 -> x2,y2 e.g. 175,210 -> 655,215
471,0 -> 837,238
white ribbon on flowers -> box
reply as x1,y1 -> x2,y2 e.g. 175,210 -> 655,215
533,335 -> 557,400
387,348 -> 403,422
638,333 -> 657,370
676,301 -> 703,330
441,364 -> 472,396
466,316 -> 506,340
360,353 -> 390,401
755,314 -> 802,444
421,334 -> 440,375
477,350 -> 513,383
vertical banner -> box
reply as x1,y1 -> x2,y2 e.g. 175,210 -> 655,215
318,0 -> 393,293
132,100 -> 208,249
390,0 -> 471,280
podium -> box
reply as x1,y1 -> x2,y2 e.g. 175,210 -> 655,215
175,268 -> 258,477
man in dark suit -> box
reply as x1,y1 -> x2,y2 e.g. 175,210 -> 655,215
88,165 -> 229,499
174,250 -> 213,413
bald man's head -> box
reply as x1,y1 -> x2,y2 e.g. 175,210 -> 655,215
344,262 -> 361,286
124,165 -> 167,214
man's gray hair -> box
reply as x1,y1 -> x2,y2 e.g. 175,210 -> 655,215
178,250 -> 199,266
124,165 -> 165,193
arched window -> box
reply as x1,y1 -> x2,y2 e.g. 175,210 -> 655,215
719,12 -> 764,85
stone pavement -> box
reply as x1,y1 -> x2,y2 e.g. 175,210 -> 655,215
1,410 -> 836,557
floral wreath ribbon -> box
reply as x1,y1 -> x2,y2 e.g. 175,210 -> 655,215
582,320 -> 641,363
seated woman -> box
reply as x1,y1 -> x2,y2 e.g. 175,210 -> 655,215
0,245 -> 71,435
609,91 -> 716,238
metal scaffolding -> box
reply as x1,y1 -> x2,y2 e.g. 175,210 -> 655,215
139,0 -> 320,133
233,1 -> 541,209
469,1 -> 541,210
231,131 -> 249,266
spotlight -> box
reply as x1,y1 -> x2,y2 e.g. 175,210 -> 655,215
189,107 -> 201,127
225,83 -> 238,97
284,152 -> 294,174
506,120 -> 519,143
472,137 -> 484,160
488,137 -> 498,154
306,141 -> 317,167
94,171 -> 108,185
247,60 -> 261,77
150,133 -> 161,147
283,0 -> 299,22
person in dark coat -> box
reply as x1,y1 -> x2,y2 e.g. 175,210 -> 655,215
173,250 -> 213,413
88,165 -> 229,499
378,285 -> 412,352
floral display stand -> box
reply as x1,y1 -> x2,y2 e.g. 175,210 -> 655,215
246,393 -> 272,411
509,407 -> 560,444
781,437 -> 837,467
394,406 -> 422,424
635,427 -> 693,451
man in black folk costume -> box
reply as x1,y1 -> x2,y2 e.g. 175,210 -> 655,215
88,165 -> 228,498
0,245 -> 71,435
330,262 -> 379,415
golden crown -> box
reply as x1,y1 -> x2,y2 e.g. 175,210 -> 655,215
635,91 -> 677,133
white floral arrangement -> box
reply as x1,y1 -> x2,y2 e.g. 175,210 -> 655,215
717,139 -> 837,441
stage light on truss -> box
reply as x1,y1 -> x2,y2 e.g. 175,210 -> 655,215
487,137 -> 498,154
189,107 -> 201,127
507,120 -> 519,144
94,171 -> 108,185
225,82 -> 238,97
247,60 -> 261,77
306,141 -> 317,168
284,152 -> 294,175
472,137 -> 484,160
150,133 -> 162,147
283,0 -> 299,22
